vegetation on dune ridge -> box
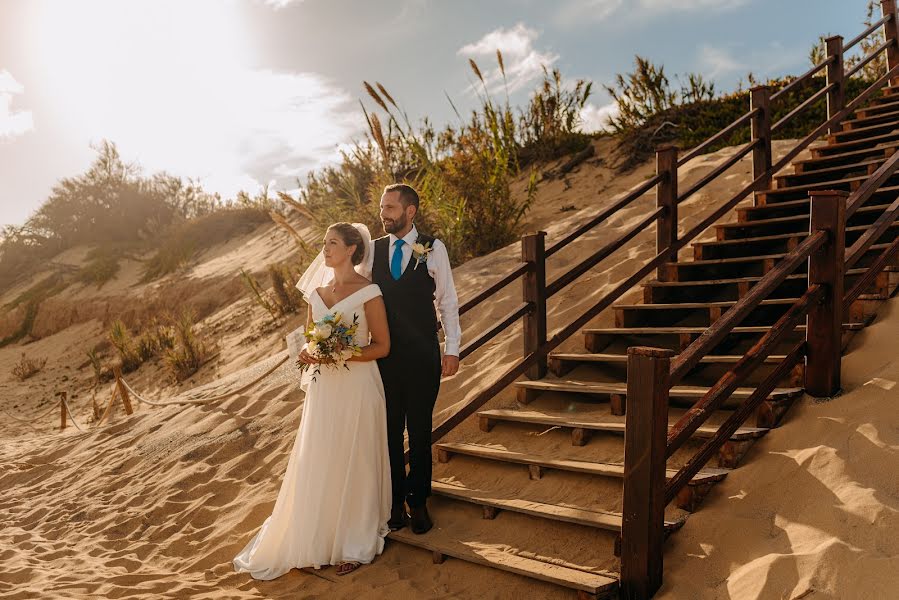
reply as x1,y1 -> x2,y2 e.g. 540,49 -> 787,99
0,1 -> 884,389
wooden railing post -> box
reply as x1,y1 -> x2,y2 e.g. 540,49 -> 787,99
882,0 -> 899,86
806,191 -> 846,397
655,146 -> 678,281
522,231 -> 547,379
621,346 -> 673,600
750,85 -> 772,205
113,365 -> 134,415
825,36 -> 845,135
57,391 -> 67,430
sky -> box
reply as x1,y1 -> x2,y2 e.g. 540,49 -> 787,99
0,0 -> 866,229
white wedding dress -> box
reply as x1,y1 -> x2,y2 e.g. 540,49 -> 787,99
233,283 -> 391,579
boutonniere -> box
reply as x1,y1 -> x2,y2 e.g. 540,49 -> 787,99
410,238 -> 434,270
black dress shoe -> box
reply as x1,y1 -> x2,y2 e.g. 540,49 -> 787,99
388,505 -> 408,531
409,504 -> 433,534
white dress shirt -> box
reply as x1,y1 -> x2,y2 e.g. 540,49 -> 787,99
364,225 -> 462,357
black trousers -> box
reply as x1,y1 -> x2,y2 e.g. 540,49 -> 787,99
377,338 -> 441,509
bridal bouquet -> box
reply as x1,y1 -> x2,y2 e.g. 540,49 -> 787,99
299,312 -> 362,379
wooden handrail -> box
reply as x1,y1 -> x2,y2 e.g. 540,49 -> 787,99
622,8 -> 898,596
458,302 -> 532,360
677,140 -> 758,204
664,341 -> 806,505
459,262 -> 529,316
430,248 -> 673,447
666,284 -> 823,458
771,62 -> 899,175
770,58 -> 833,102
677,109 -> 759,167
847,150 -> 899,218
844,235 -> 899,309
844,12 -> 893,51
669,229 -> 827,385
546,206 -> 663,297
846,37 -> 895,79
771,82 -> 836,134
545,174 -> 661,258
672,172 -> 766,254
434,0 -> 898,484
845,194 -> 899,267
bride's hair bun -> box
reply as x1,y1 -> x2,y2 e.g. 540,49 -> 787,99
328,222 -> 366,265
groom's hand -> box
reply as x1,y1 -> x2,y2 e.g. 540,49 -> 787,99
441,355 -> 460,377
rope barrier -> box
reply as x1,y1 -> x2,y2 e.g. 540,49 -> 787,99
60,394 -> 86,432
2,352 -> 290,433
95,383 -> 120,427
1,400 -> 59,425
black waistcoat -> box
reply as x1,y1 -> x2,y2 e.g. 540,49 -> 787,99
372,234 -> 439,353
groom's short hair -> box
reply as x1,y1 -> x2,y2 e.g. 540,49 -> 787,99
383,183 -> 420,212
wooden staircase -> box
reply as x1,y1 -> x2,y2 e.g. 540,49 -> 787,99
386,20 -> 899,600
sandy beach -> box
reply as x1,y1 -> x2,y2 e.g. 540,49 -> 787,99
2,137 -> 898,600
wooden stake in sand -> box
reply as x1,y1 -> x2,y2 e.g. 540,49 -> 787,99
57,391 -> 67,431
113,366 -> 134,415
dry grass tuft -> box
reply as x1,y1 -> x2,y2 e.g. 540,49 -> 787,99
164,310 -> 210,382
12,353 -> 47,381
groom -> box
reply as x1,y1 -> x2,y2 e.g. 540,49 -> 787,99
367,183 -> 461,535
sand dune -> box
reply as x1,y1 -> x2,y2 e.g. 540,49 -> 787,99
3,137 -> 897,599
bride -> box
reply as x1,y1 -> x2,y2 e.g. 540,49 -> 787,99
233,222 -> 392,578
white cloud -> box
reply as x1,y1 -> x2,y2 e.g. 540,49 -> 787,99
556,0 -> 747,25
26,0 -> 360,199
640,0 -> 747,9
0,70 -> 34,141
556,0 -> 624,26
458,23 -> 559,94
261,0 -> 303,9
698,45 -> 744,77
579,101 -> 618,133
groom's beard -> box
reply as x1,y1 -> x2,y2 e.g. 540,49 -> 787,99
382,215 -> 407,235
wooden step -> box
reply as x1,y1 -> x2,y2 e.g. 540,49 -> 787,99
477,409 -> 771,467
613,297 -> 801,328
829,120 -> 899,143
430,481 -> 683,533
694,225 -> 899,260
582,324 -> 863,336
512,379 -> 802,404
549,352 -> 788,366
479,408 -> 768,439
388,527 -> 620,598
582,323 -> 864,355
715,199 -> 890,233
717,203 -> 890,238
665,243 -> 892,280
777,157 -> 883,187
614,298 -> 799,311
842,107 -> 899,130
795,142 -> 897,171
857,99 -> 899,117
642,267 -> 893,303
737,194 -> 890,221
811,130 -> 899,158
756,175 -> 876,204
435,442 -> 729,484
